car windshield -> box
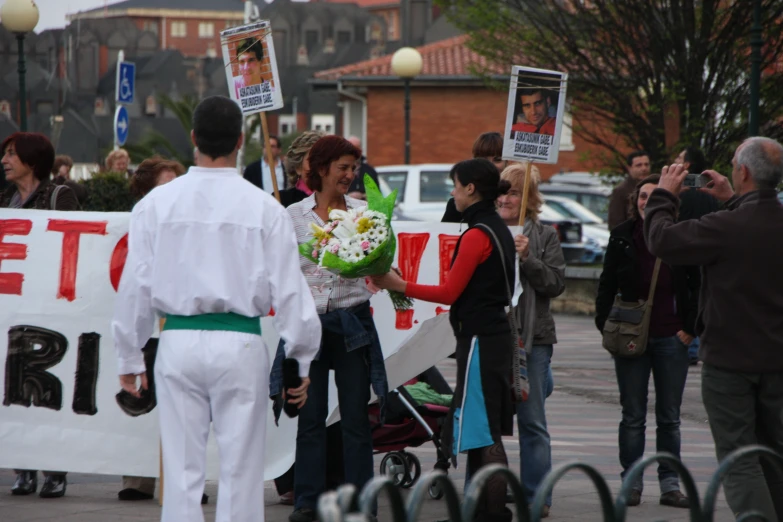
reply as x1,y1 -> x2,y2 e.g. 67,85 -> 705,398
420,170 -> 454,203
377,172 -> 406,202
547,199 -> 604,224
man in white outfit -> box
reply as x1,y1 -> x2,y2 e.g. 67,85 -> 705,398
112,96 -> 321,522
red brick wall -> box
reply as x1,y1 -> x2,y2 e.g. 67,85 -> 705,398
162,18 -> 230,57
365,86 -> 611,179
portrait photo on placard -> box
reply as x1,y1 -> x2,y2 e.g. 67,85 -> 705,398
502,66 -> 568,165
221,21 -> 284,115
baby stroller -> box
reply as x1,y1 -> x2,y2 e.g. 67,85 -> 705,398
368,367 -> 453,500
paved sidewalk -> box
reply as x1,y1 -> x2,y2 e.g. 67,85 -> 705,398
0,315 -> 736,521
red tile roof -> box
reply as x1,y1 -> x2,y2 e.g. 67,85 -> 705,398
314,35 -> 501,80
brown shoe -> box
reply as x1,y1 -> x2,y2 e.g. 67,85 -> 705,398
541,505 -> 550,518
627,489 -> 642,506
279,491 -> 294,506
660,490 -> 689,508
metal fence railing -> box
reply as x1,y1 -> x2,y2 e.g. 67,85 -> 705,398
317,445 -> 783,522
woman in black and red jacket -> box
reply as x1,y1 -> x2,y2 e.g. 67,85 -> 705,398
374,158 -> 515,522
595,173 -> 700,509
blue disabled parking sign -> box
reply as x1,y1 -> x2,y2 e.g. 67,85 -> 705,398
114,106 -> 129,147
116,61 -> 135,104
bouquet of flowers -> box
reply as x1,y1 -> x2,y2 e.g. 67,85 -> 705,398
299,175 -> 412,310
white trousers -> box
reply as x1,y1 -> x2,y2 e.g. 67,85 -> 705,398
155,330 -> 269,522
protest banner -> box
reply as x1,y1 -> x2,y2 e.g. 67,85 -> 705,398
502,65 -> 568,164
0,210 -> 463,479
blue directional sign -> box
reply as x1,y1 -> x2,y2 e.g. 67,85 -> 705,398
114,106 -> 129,147
116,61 -> 136,104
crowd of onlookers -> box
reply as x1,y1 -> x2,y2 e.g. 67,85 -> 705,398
2,122 -> 782,521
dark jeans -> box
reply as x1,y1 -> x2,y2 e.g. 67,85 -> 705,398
274,422 -> 344,495
294,330 -> 373,510
701,363 -> 783,520
613,335 -> 689,493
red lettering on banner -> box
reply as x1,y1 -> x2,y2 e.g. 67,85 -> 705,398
0,219 -> 33,295
395,233 -> 430,329
438,234 -> 460,285
47,220 -> 108,301
109,234 -> 129,291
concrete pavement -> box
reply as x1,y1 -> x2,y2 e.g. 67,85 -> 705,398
0,314 -> 735,521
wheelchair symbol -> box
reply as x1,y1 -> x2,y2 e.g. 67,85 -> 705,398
120,69 -> 132,100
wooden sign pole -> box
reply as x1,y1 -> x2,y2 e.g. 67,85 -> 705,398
518,161 -> 534,227
260,112 -> 281,202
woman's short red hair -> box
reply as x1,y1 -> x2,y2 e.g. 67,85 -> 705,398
305,135 -> 360,192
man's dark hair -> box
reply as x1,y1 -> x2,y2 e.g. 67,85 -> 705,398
192,96 -> 243,160
472,132 -> 503,159
682,146 -> 707,174
268,135 -> 280,147
236,38 -> 263,61
450,158 -> 511,201
519,86 -> 548,100
626,150 -> 649,166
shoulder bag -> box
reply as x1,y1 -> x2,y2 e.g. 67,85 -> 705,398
601,258 -> 661,358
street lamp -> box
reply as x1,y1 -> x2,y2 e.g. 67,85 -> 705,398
391,47 -> 422,165
1,0 -> 40,132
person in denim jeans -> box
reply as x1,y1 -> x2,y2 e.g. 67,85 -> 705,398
497,163 -> 565,518
277,136 -> 388,522
595,174 -> 699,509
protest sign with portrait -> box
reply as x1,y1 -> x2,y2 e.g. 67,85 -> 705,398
221,21 -> 284,115
502,66 -> 568,164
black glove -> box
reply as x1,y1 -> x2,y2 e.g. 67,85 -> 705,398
282,358 -> 303,418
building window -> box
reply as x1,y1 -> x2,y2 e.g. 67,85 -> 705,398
305,30 -> 319,51
199,22 -> 214,39
171,21 -> 187,38
143,20 -> 159,35
387,12 -> 397,40
311,114 -> 335,135
279,115 -> 296,136
337,31 -> 351,44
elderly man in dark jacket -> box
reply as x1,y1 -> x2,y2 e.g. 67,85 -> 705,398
643,136 -> 783,521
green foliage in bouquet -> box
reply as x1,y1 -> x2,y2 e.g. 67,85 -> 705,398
298,175 -> 412,310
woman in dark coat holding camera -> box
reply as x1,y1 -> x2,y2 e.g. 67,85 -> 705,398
374,158 -> 515,522
595,173 -> 699,509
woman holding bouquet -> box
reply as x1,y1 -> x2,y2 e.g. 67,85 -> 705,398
274,135 -> 388,522
374,158 -> 515,522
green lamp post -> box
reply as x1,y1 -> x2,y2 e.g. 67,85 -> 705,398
1,0 -> 41,132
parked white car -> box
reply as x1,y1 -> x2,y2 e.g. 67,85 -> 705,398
376,164 -> 454,221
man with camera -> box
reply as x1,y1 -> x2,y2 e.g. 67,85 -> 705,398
643,136 -> 783,521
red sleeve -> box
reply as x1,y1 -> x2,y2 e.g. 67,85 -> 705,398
404,228 -> 492,305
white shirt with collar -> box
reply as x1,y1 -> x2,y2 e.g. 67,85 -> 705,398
112,166 -> 321,377
286,193 -> 372,314
261,159 -> 286,193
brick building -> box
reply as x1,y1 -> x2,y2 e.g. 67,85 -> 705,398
67,0 -> 246,65
313,35 -> 611,178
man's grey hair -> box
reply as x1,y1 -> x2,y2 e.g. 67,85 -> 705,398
736,137 -> 783,189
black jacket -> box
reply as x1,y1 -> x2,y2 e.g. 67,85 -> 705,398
449,200 -> 515,338
243,160 -> 287,191
348,158 -> 379,194
441,198 -> 462,223
595,219 -> 699,336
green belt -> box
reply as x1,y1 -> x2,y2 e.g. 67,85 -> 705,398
163,313 -> 262,335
